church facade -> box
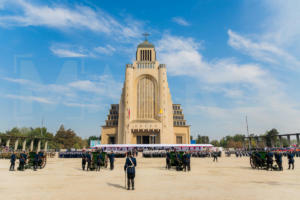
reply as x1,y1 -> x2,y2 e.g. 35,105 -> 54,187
101,39 -> 190,144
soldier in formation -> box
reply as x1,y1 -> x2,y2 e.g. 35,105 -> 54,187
33,151 -> 39,171
274,152 -> 283,171
166,149 -> 170,169
86,151 -> 92,171
183,151 -> 191,171
81,150 -> 87,170
9,151 -> 16,171
108,151 -> 115,170
266,151 -> 274,171
213,151 -> 218,162
38,151 -> 44,169
96,152 -> 103,171
124,152 -> 137,190
18,153 -> 25,171
288,151 -> 295,170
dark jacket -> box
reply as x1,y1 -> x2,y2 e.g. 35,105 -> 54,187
288,153 -> 295,162
21,153 -> 27,161
124,157 -> 137,174
86,153 -> 92,162
97,154 -> 103,164
34,154 -> 39,162
10,154 -> 16,162
108,153 -> 115,163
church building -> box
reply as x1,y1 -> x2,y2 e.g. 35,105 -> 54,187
101,38 -> 190,144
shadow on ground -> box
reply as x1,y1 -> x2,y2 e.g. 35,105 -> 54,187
107,182 -> 126,190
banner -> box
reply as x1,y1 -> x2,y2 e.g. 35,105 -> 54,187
90,140 -> 101,148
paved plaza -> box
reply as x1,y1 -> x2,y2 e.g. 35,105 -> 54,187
1,156 -> 299,200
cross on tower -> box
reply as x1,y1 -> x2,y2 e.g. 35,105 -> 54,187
143,32 -> 150,41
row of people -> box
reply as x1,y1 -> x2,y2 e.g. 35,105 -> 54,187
81,151 -> 115,171
265,151 -> 295,170
166,150 -> 191,171
9,151 -> 44,171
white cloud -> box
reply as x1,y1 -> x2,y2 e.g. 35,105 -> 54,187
5,94 -> 54,104
62,102 -> 100,109
172,17 -> 190,26
69,74 -> 122,100
0,0 -> 143,39
263,0 -> 300,47
2,73 -> 122,108
50,43 -> 116,58
157,34 -> 268,86
157,33 -> 300,137
94,45 -> 116,55
50,47 -> 87,58
228,29 -> 300,68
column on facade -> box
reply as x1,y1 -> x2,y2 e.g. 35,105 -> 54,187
22,140 -> 27,151
44,141 -> 48,151
248,138 -> 252,149
287,135 -> 291,146
278,135 -> 282,147
255,137 -> 259,148
296,134 -> 300,147
14,139 -> 19,151
30,140 -> 34,151
37,140 -> 41,152
6,138 -> 10,148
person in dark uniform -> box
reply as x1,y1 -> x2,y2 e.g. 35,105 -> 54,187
287,151 -> 295,170
166,149 -> 171,169
96,152 -> 103,171
275,151 -> 283,171
108,151 -> 115,170
266,151 -> 274,171
9,151 -> 16,171
21,151 -> 27,164
86,151 -> 92,171
81,150 -> 87,170
175,151 -> 182,170
19,154 -> 25,171
33,151 -> 39,171
183,151 -> 191,171
124,152 -> 137,190
254,151 -> 262,169
38,151 -> 44,169
213,151 -> 218,162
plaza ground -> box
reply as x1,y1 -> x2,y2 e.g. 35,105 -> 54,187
0,155 -> 299,200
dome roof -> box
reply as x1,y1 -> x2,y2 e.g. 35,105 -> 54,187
137,40 -> 154,48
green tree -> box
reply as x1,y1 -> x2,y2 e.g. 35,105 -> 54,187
210,140 -> 220,147
264,128 -> 279,147
196,135 -> 210,144
54,125 -> 86,149
87,135 -> 101,147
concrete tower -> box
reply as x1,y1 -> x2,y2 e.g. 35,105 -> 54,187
101,38 -> 190,144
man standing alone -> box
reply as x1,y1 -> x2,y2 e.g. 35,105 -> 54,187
124,152 -> 137,190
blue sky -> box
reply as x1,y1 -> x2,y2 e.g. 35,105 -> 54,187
1,0 -> 300,139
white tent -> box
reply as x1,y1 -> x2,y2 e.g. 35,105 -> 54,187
93,144 -> 214,151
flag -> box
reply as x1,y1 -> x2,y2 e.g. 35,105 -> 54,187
128,108 -> 130,119
159,109 -> 163,114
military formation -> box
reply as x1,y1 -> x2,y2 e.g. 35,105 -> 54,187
3,147 -> 299,191
80,150 -> 115,171
165,150 -> 191,171
251,150 -> 296,171
8,150 -> 46,171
